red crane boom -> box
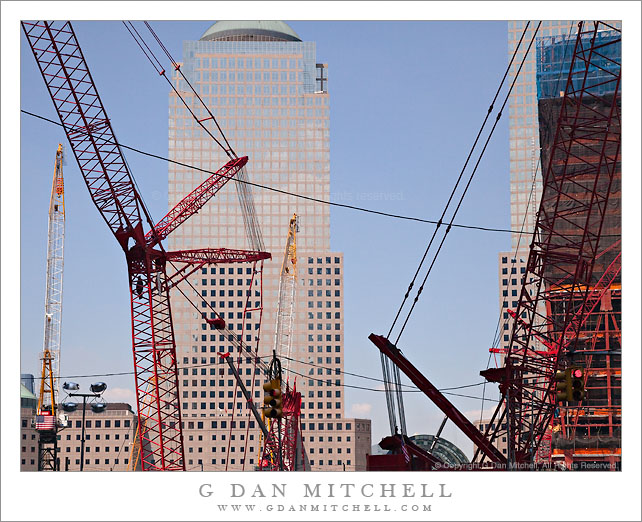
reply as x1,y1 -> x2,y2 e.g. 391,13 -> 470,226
22,20 -> 270,470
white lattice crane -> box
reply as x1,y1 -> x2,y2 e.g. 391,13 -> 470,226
273,214 -> 298,379
35,143 -> 65,471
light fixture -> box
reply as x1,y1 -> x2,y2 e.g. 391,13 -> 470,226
91,402 -> 107,413
63,382 -> 80,391
90,382 -> 107,394
61,401 -> 78,412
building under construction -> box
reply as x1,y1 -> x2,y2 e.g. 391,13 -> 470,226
536,27 -> 621,469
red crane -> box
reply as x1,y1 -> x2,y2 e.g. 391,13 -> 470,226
22,20 -> 270,470
478,21 -> 621,466
367,21 -> 620,470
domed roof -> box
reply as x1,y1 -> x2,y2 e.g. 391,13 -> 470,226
200,21 -> 301,42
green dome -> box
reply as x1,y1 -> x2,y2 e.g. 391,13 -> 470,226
200,21 -> 301,42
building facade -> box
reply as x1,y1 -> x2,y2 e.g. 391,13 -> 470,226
167,21 -> 370,471
56,403 -> 138,471
21,391 -> 138,472
20,384 -> 39,471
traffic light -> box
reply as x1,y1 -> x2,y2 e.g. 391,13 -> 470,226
263,378 -> 283,419
554,369 -> 571,402
570,366 -> 586,401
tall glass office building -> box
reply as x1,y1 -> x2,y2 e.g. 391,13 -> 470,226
167,21 -> 371,471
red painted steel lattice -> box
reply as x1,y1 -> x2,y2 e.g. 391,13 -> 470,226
23,20 -> 270,470
259,384 -> 303,471
479,21 -> 621,466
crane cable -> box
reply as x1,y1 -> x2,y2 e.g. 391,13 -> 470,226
393,22 -> 542,346
386,22 -> 533,340
380,21 -> 540,438
482,20 -> 579,430
125,21 -> 265,252
388,22 -> 542,438
122,21 -> 233,158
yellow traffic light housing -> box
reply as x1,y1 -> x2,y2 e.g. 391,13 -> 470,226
554,369 -> 571,402
263,378 -> 283,419
569,366 -> 586,401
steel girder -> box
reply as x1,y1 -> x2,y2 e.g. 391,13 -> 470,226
481,21 -> 621,465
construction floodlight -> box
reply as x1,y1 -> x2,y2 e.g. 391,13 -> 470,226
90,382 -> 107,394
63,381 -> 80,391
91,402 -> 107,413
62,402 -> 78,412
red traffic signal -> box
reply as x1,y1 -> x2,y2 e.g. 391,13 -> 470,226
570,366 -> 585,401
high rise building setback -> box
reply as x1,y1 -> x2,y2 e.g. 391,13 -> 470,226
168,21 -> 370,471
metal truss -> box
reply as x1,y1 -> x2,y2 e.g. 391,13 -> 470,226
23,20 -> 270,470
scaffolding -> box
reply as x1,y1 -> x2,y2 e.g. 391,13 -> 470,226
536,23 -> 621,470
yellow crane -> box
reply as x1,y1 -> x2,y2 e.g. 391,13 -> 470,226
36,144 -> 65,471
259,214 -> 298,465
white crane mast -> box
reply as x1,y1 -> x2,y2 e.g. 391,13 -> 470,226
273,214 -> 298,380
42,144 -> 65,409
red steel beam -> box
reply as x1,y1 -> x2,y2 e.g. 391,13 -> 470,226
369,334 -> 507,465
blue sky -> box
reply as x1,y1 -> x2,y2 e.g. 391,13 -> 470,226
18,20 -> 514,457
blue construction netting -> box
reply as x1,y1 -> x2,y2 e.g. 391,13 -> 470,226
536,29 -> 621,100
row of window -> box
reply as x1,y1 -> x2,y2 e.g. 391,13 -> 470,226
307,322 -> 341,330
305,402 -> 342,410
307,290 -> 341,297
172,95 -> 325,109
501,267 -> 526,275
307,303 -> 341,310
182,376 -> 343,390
307,279 -> 341,286
193,57 -> 303,70
201,278 -> 255,286
200,300 -> 258,309
308,267 -> 341,275
182,401 -> 342,411
501,257 -> 526,264
307,334 -> 341,342
193,70 -> 299,82
61,446 -> 128,453
302,422 -> 351,431
61,433 -> 129,441
21,458 -> 128,467
187,446 -> 255,453
182,366 -> 261,377
69,419 -> 130,429
308,460 -> 350,467
308,447 -> 349,454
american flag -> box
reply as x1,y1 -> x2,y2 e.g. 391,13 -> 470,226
36,413 -> 56,430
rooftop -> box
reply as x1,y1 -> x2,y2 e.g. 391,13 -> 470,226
200,21 -> 301,42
